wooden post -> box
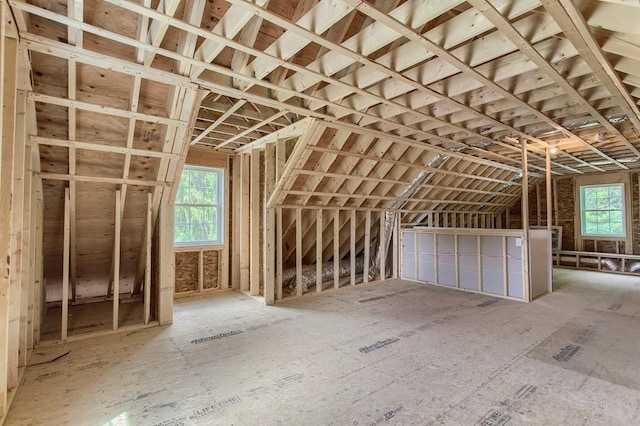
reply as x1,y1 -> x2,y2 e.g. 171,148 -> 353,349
333,210 -> 340,289
33,198 -> 44,346
295,208 -> 302,296
1,34 -> 18,410
392,212 -> 400,279
62,188 -> 71,340
239,154 -> 250,291
276,207 -> 283,300
546,147 -> 553,293
433,233 -> 439,284
113,190 -> 121,331
250,149 -> 260,296
316,209 -> 323,292
546,148 -> 552,231
158,202 -> 175,325
454,234 -> 459,288
221,158 -> 230,289
363,211 -> 371,283
0,19 -> 5,369
477,235 -> 482,292
553,179 -> 559,227
275,139 -> 286,299
144,193 -> 151,325
350,210 -> 356,285
8,89 -> 26,381
521,139 -> 531,302
18,104 -> 31,368
502,236 -> 508,296
26,154 -> 36,352
231,156 -> 241,289
536,183 -> 541,226
264,143 -> 275,305
198,250 -> 204,293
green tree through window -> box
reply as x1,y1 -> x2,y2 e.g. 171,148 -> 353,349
174,166 -> 224,245
580,183 -> 625,237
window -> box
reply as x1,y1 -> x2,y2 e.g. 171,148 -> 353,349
174,165 -> 224,245
580,183 -> 626,237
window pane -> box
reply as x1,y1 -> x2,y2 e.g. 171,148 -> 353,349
584,211 -> 598,223
610,188 -> 623,209
175,224 -> 190,243
611,223 -> 623,234
597,223 -> 611,234
580,184 -> 625,237
585,223 -> 598,234
175,166 -> 225,245
596,193 -> 609,210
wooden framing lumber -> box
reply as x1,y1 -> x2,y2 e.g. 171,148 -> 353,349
316,210 -> 323,293
112,190 -> 121,331
264,144 -> 275,304
144,193 -> 152,325
350,210 -> 356,286
521,140 -> 531,302
333,210 -> 340,289
295,209 -> 302,297
250,149 -> 260,296
157,202 -> 174,325
239,154 -> 250,292
61,188 -> 70,340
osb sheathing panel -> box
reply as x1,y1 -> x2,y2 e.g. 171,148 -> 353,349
42,181 -> 66,280
128,156 -> 162,183
175,252 -> 198,293
185,147 -> 227,168
203,251 -> 219,290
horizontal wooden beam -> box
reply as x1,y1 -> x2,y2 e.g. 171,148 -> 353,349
31,136 -> 180,159
28,92 -> 185,127
20,34 -> 196,88
37,173 -> 170,187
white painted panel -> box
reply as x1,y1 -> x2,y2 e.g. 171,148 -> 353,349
508,272 -> 524,299
418,233 -> 434,254
506,237 -> 523,259
481,236 -> 502,256
459,254 -> 478,290
437,254 -> 456,286
437,234 -> 455,254
529,230 -> 552,299
403,232 -> 415,253
418,258 -> 435,283
482,269 -> 504,295
404,259 -> 416,280
457,235 -> 477,255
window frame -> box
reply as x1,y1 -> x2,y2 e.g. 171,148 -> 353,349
579,182 -> 626,239
174,165 -> 225,247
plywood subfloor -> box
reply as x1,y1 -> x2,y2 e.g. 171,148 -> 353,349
8,270 -> 640,425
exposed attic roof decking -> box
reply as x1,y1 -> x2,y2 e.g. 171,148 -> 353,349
8,0 -> 640,190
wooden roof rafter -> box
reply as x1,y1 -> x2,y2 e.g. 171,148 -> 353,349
469,0 -> 640,160
341,0 -> 631,169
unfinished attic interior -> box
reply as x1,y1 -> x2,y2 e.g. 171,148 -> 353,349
2,0 -> 640,423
